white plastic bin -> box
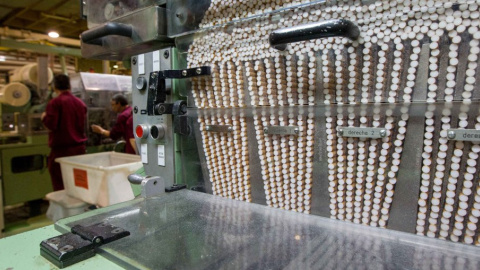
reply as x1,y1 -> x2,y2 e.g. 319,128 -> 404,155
46,190 -> 88,222
56,152 -> 142,207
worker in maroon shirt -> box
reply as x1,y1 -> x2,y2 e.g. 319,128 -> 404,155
41,74 -> 87,191
91,94 -> 135,154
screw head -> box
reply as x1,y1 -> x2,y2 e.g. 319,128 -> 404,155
111,228 -> 123,234
47,238 -> 60,245
338,128 -> 344,136
196,68 -> 202,75
157,105 -> 166,114
132,57 -> 137,65
134,106 -> 138,114
379,129 -> 387,137
263,128 -> 268,134
447,130 -> 456,139
294,128 -> 299,134
206,126 -> 211,131
182,70 -> 188,76
227,126 -> 233,132
163,50 -> 169,59
59,245 -> 74,253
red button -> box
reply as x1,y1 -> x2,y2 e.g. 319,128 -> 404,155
135,125 -> 144,138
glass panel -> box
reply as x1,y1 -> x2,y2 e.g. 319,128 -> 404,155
84,0 -> 165,29
56,190 -> 480,269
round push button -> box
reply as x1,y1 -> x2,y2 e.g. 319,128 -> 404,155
135,125 -> 148,139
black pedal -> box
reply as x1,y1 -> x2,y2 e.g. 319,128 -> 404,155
40,233 -> 95,268
40,222 -> 130,268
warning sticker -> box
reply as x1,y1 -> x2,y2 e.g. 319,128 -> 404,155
73,168 -> 88,189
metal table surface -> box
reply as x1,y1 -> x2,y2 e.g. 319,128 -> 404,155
53,190 -> 480,270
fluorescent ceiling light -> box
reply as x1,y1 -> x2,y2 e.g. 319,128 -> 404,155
48,31 -> 59,38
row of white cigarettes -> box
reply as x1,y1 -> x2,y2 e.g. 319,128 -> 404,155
187,0 -> 480,245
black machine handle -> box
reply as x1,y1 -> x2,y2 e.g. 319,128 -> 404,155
81,22 -> 138,45
269,19 -> 360,51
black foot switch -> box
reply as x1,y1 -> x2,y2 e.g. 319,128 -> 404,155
40,222 -> 130,268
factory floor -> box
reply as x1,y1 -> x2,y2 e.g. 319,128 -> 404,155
1,200 -> 53,239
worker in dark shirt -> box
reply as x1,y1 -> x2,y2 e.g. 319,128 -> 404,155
91,94 -> 135,154
41,74 -> 87,191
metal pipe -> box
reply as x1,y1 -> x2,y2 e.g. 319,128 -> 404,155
0,27 -> 80,47
40,12 -> 77,23
59,55 -> 67,75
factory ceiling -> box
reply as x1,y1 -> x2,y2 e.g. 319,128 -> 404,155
0,0 -> 87,50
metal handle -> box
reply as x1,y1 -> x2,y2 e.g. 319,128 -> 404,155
269,19 -> 360,51
128,173 -> 144,185
81,22 -> 138,45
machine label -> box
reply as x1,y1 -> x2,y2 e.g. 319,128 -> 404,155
73,169 -> 88,189
141,144 -> 148,163
264,126 -> 299,136
338,127 -> 387,139
447,129 -> 480,142
153,51 -> 160,71
138,54 -> 145,75
157,145 -> 165,166
205,125 -> 233,133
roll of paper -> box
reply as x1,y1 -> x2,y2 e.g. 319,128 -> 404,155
10,63 -> 53,84
0,82 -> 31,107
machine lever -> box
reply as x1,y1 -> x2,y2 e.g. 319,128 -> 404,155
81,22 -> 140,46
147,67 -> 209,115
128,175 -> 166,198
127,173 -> 144,185
269,19 -> 360,51
155,103 -> 174,115
154,99 -> 187,116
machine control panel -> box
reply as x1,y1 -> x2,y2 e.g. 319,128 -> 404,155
131,48 -> 210,189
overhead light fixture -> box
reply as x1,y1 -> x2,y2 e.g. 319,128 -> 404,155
48,31 -> 59,38
113,65 -> 119,69
0,56 -> 5,62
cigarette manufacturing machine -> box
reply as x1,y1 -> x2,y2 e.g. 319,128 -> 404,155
0,68 -> 53,234
38,0 -> 480,269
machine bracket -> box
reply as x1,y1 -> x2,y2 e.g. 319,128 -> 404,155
128,174 -> 166,198
163,66 -> 211,78
148,67 -> 209,116
40,222 -> 130,268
